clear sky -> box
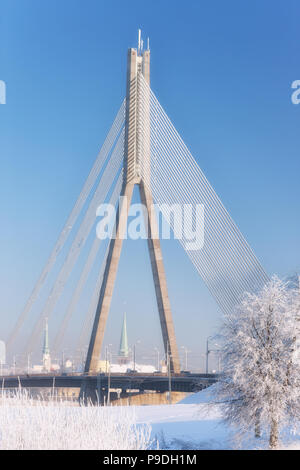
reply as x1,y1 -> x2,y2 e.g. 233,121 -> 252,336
0,0 -> 299,370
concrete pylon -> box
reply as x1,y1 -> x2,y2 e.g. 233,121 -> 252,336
83,40 -> 180,376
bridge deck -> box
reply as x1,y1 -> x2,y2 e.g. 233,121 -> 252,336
0,373 -> 217,393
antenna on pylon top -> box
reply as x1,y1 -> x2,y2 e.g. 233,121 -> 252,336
138,29 -> 142,55
137,29 -> 149,54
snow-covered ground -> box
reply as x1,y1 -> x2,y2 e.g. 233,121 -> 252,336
133,386 -> 300,450
0,386 -> 299,449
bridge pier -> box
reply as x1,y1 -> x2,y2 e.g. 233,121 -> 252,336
79,376 -> 107,405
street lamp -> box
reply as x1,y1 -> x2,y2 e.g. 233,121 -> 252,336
27,353 -> 31,374
181,346 -> 191,371
105,344 -> 113,374
107,354 -> 112,406
166,341 -> 172,404
13,355 -> 17,375
206,335 -> 221,374
199,353 -> 206,373
132,340 -> 140,372
206,337 -> 212,374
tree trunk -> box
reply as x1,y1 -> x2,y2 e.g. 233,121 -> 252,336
255,410 -> 261,438
269,417 -> 279,449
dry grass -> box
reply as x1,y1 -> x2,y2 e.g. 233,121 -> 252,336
0,389 -> 153,450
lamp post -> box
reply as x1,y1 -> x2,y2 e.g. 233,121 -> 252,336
27,353 -> 31,374
105,344 -> 113,374
132,340 -> 140,372
206,337 -> 211,374
83,345 -> 88,372
107,351 -> 112,406
206,335 -> 221,374
167,341 -> 172,404
105,346 -> 108,374
105,345 -> 112,405
181,346 -> 191,371
13,355 -> 16,375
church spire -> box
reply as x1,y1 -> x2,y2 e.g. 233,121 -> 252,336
118,313 -> 129,363
42,318 -> 51,372
43,318 -> 49,355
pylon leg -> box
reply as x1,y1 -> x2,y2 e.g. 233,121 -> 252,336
84,182 -> 134,374
139,182 -> 180,373
83,179 -> 180,376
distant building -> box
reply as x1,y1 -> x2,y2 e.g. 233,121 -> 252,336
97,359 -> 110,373
118,313 -> 129,365
64,359 -> 73,371
160,360 -> 167,374
0,340 -> 6,365
32,365 -> 44,373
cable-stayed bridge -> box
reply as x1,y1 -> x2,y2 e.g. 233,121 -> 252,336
2,32 -> 268,400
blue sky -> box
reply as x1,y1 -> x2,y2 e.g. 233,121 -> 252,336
0,0 -> 299,369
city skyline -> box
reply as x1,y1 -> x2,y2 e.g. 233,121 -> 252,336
1,1 -> 299,369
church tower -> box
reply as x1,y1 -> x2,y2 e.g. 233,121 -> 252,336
118,313 -> 129,365
42,318 -> 51,372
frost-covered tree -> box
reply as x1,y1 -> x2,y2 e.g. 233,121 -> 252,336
215,276 -> 300,449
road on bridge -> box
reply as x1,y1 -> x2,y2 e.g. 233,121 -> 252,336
0,372 -> 218,394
